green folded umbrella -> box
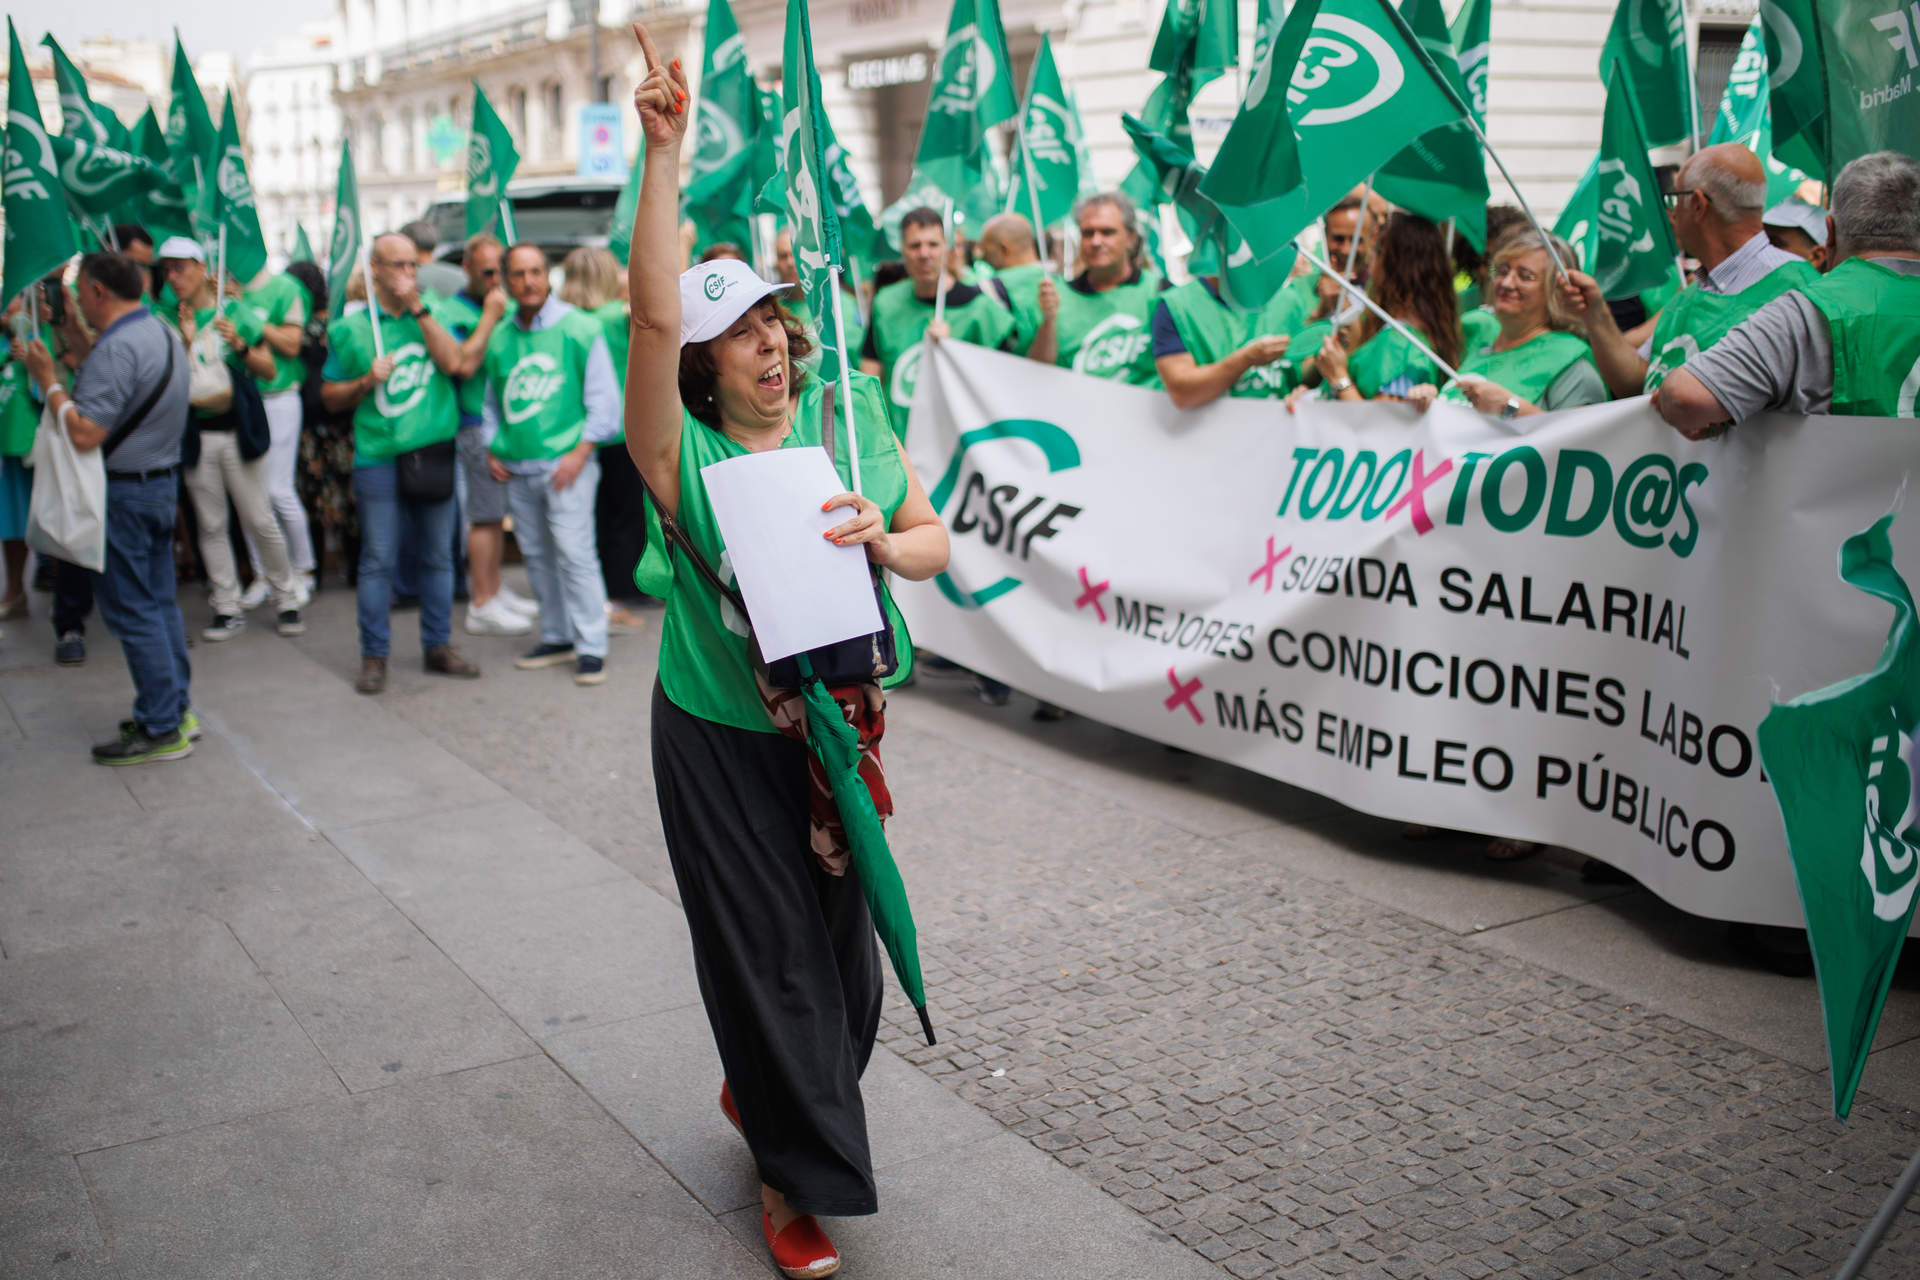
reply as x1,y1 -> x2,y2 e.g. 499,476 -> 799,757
794,654 -> 935,1046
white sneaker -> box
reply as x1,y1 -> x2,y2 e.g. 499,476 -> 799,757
497,586 -> 540,618
238,578 -> 271,611
465,595 -> 534,636
294,573 -> 316,607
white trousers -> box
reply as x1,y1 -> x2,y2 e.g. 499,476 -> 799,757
186,430 -> 300,616
244,388 -> 316,575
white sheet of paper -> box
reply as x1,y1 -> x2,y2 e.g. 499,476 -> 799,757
700,446 -> 883,662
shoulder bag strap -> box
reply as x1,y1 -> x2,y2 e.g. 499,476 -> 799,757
102,323 -> 178,461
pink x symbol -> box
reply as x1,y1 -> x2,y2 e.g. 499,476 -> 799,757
1384,449 -> 1455,536
1248,537 -> 1292,593
1164,667 -> 1204,724
1075,566 -> 1111,623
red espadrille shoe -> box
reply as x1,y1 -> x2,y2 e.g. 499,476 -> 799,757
719,1081 -> 744,1137
762,1211 -> 840,1279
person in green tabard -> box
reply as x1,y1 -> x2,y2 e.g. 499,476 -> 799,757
1151,277 -> 1297,407
241,264 -> 321,603
156,236 -> 308,642
1561,143 -> 1818,398
1025,193 -> 1167,387
859,205 -> 1015,438
977,212 -> 1049,354
1408,229 -> 1606,420
0,297 -> 36,622
439,234 -> 520,636
621,30 -> 951,1278
1657,151 -> 1920,435
1290,213 -> 1462,407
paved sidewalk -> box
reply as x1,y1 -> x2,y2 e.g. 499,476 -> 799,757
3,583 -> 1919,1279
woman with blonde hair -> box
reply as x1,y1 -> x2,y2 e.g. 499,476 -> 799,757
1408,228 -> 1607,420
560,246 -> 648,625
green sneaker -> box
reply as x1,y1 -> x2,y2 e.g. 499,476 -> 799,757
92,726 -> 194,766
117,709 -> 201,741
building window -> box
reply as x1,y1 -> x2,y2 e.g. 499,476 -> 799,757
509,87 -> 528,141
1694,24 -> 1747,141
545,81 -> 565,157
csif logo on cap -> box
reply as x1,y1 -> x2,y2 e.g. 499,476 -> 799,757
704,272 -> 732,301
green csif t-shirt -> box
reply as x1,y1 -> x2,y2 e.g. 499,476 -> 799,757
635,370 -> 914,733
1054,269 -> 1164,386
325,301 -> 462,465
0,357 -> 36,457
245,272 -> 310,395
483,305 -> 604,461
439,291 -> 489,424
1802,257 -> 1920,418
1643,260 -> 1820,392
1440,329 -> 1597,407
861,279 -> 1014,438
1156,279 -> 1296,398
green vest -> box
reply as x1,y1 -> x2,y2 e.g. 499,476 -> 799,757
1270,273 -> 1323,339
163,297 -> 266,420
440,291 -> 488,423
1460,306 -> 1499,353
0,358 -> 36,457
1341,322 -> 1439,399
1275,317 -> 1335,392
1441,329 -> 1595,405
866,280 -> 1014,437
327,301 -> 462,465
636,370 -> 913,733
994,261 -> 1048,353
1644,260 -> 1820,391
590,301 -> 630,444
1055,271 -> 1163,385
1802,257 -> 1920,417
1157,280 -> 1293,398
245,273 -> 309,395
484,305 -> 603,461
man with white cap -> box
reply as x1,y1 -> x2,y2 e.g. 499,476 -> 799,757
482,242 -> 621,686
156,235 -> 307,642
1558,142 -> 1817,397
1763,197 -> 1830,272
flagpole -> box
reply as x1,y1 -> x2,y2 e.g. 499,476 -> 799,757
360,237 -> 384,361
215,224 -> 228,314
1018,139 -> 1055,279
827,266 -> 863,497
1291,238 -> 1462,383
1681,0 -> 1702,153
1341,174 -> 1374,292
933,199 -> 955,328
1457,112 -> 1572,275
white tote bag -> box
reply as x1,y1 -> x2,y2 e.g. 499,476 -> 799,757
24,400 -> 108,571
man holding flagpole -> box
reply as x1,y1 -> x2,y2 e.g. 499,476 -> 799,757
1026,193 -> 1167,385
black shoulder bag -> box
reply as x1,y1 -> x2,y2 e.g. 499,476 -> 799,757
647,384 -> 898,689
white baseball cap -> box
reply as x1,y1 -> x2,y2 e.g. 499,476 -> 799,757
678,258 -> 791,346
1763,198 -> 1828,247
157,236 -> 206,263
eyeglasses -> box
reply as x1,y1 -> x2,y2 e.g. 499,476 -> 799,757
1662,188 -> 1713,210
371,258 -> 418,272
1492,261 -> 1541,285
475,267 -> 501,279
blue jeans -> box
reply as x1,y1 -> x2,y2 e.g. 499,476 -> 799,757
504,455 -> 608,658
392,451 -> 466,600
92,474 -> 192,735
354,463 -> 455,658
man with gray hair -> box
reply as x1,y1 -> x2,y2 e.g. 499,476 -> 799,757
1656,150 -> 1920,432
1560,142 -> 1816,397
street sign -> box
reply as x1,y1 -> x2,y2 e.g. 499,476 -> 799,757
577,103 -> 625,178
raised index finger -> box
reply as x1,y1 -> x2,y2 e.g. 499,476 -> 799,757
632,22 -> 661,71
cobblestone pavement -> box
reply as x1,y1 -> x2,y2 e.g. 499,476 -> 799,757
293,602 -> 1920,1279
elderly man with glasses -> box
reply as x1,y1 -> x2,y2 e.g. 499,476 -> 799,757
1557,142 -> 1816,398
320,232 -> 483,694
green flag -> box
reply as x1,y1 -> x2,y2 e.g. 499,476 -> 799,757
608,148 -> 645,267
1707,17 -> 1817,206
49,134 -> 169,217
165,32 -> 217,198
467,82 -> 520,239
1818,0 -> 1920,174
1202,0 -> 1465,279
820,110 -> 888,266
204,97 -> 268,285
4,19 -> 77,311
1373,0 -> 1490,248
121,107 -> 193,239
1597,0 -> 1693,149
1757,509 -> 1920,1119
1590,66 -> 1679,300
326,139 -> 364,318
1150,0 -> 1238,83
1006,35 -> 1082,232
1553,154 -> 1601,272
913,0 -> 1019,206
1123,114 -> 1295,311
1448,0 -> 1492,128
880,169 -> 948,253
1761,0 -> 1826,178
42,34 -> 128,148
291,224 -> 316,264
751,86 -> 785,219
683,0 -> 759,250
771,0 -> 850,382
1065,86 -> 1099,198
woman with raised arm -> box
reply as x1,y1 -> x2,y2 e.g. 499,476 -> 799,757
621,26 -> 949,1280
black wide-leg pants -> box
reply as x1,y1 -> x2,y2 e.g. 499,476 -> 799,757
651,680 -> 884,1216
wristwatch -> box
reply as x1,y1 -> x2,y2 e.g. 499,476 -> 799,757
1500,396 -> 1521,419
408,305 -> 428,319
1329,377 -> 1354,396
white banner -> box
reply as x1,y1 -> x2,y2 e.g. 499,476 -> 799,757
894,340 -> 1920,931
